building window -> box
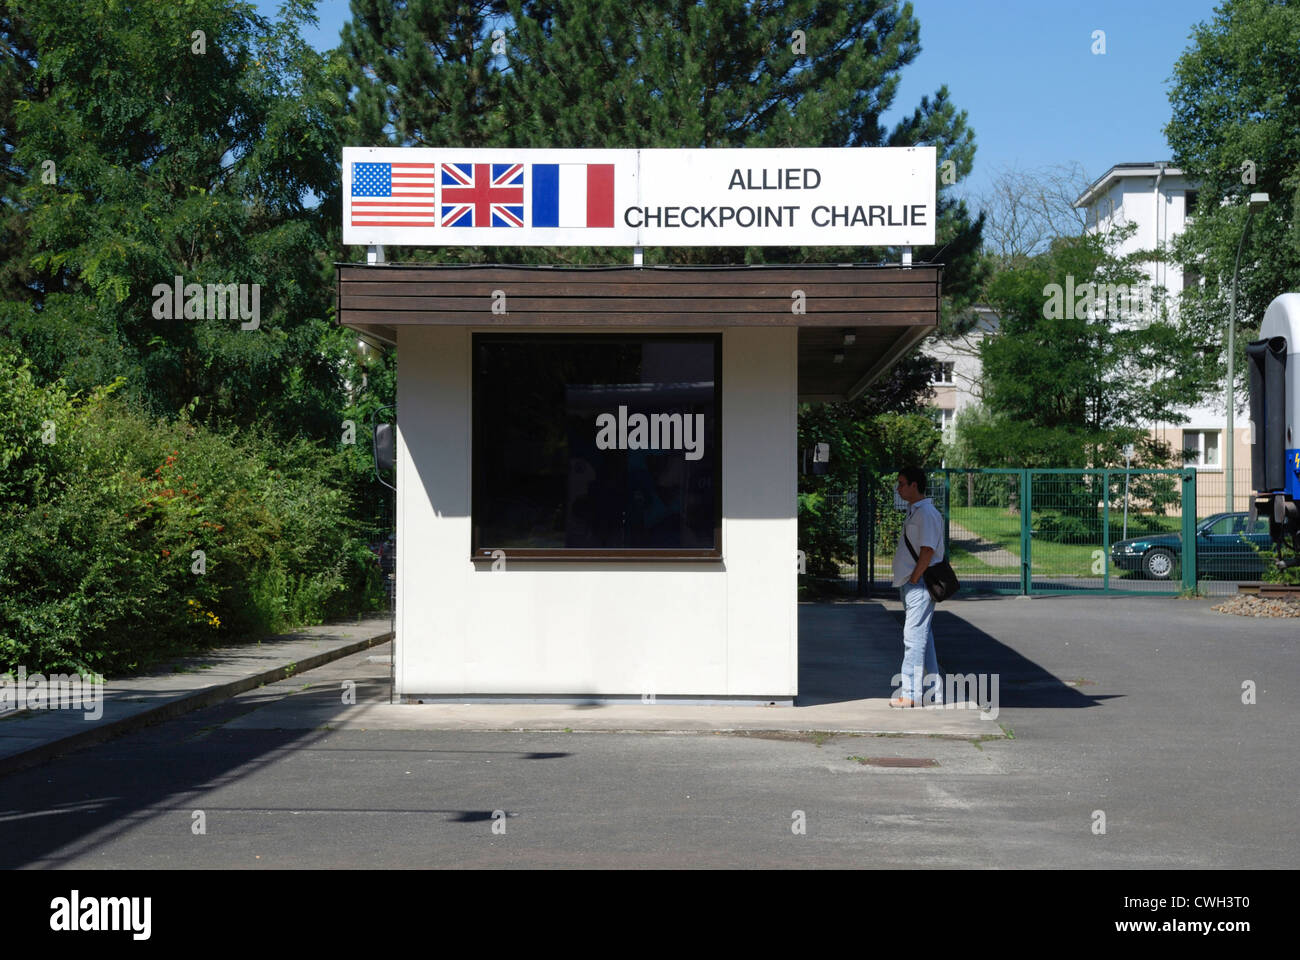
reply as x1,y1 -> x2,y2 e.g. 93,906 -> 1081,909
931,361 -> 955,384
939,407 -> 956,434
1182,429 -> 1220,468
1184,189 -> 1199,219
472,334 -> 721,558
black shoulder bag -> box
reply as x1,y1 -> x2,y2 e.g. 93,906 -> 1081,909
903,530 -> 961,602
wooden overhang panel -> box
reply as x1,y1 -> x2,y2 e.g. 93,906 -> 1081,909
335,264 -> 941,400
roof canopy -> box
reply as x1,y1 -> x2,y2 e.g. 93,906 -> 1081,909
336,262 -> 942,402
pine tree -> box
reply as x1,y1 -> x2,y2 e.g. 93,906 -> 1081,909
341,0 -> 510,148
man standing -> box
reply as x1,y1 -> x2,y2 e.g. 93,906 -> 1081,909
890,467 -> 944,708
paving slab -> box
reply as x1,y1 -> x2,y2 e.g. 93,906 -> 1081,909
0,614 -> 394,775
218,680 -> 1001,736
211,599 -> 1003,736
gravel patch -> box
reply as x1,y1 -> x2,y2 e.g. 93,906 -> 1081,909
1211,594 -> 1300,618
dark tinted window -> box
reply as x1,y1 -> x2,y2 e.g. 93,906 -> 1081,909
473,334 -> 720,553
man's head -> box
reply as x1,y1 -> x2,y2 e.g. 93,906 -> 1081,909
896,466 -> 927,504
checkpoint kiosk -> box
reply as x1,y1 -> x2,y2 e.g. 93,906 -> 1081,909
337,147 -> 943,704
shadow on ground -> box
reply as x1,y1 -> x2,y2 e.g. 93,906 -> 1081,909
797,599 -> 1111,710
0,674 -> 563,869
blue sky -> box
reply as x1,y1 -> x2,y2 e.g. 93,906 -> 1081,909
266,0 -> 1223,203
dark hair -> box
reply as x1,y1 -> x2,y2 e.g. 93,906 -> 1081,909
898,466 -> 927,495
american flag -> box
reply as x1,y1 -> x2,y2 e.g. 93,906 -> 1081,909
441,162 -> 525,227
350,162 -> 438,226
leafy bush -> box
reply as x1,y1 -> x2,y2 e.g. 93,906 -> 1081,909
1248,540 -> 1300,585
798,490 -> 856,581
0,350 -> 383,675
947,469 -> 1017,509
796,410 -> 944,593
1034,511 -> 1095,544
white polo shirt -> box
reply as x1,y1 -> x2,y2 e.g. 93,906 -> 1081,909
892,497 -> 945,587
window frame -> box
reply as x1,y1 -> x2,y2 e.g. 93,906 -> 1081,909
931,360 -> 955,385
1182,429 -> 1221,470
470,332 -> 724,562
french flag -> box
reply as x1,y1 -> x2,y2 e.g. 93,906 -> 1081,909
531,163 -> 615,228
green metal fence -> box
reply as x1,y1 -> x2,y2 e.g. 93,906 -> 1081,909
1183,468 -> 1271,584
797,487 -> 860,592
939,468 -> 1197,596
799,466 -> 1267,598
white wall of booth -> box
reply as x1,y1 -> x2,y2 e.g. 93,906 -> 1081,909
394,324 -> 798,701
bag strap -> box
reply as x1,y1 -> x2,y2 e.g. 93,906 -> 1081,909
902,528 -> 919,562
903,502 -> 943,563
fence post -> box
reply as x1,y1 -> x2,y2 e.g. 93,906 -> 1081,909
1182,469 -> 1198,593
942,469 -> 951,560
1103,469 -> 1111,593
858,464 -> 871,597
1020,470 -> 1032,595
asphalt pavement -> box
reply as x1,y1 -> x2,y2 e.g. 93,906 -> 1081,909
0,595 -> 1295,868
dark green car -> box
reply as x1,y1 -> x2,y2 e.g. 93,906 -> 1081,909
1111,512 -> 1272,580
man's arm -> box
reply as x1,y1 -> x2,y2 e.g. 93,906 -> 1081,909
909,546 -> 935,584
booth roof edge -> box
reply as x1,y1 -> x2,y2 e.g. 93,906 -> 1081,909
332,261 -> 945,271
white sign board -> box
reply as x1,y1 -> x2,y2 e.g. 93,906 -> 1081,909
342,147 -> 935,248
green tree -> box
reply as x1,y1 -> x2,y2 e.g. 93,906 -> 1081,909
961,228 -> 1197,469
1,0 -> 354,437
1165,0 -> 1300,402
0,0 -> 37,301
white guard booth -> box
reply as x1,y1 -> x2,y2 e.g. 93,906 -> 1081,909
336,147 -> 942,704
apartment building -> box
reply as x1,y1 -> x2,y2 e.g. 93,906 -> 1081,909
1075,162 -> 1251,511
927,162 -> 1251,511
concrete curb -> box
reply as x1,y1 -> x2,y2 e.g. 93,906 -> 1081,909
215,696 -> 1005,737
0,627 -> 393,778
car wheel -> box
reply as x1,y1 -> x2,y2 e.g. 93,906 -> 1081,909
1143,547 -> 1176,580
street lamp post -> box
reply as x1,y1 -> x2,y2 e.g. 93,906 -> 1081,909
1226,192 -> 1269,512
1123,444 -> 1134,541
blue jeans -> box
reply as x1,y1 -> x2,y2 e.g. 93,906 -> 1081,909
899,582 -> 942,703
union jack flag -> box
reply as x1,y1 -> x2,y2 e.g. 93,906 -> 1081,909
441,162 -> 525,227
